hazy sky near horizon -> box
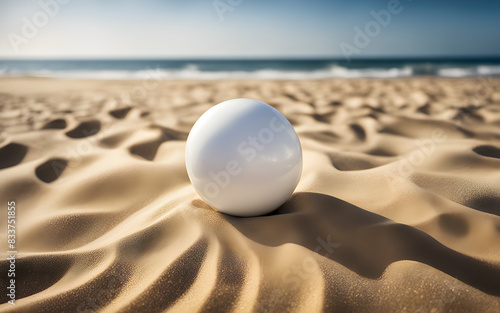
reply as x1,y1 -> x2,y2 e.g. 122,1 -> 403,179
0,0 -> 499,59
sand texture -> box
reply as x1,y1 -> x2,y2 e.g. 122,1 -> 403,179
1,77 -> 500,312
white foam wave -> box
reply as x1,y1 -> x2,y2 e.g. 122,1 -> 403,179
0,64 -> 415,80
477,65 -> 500,76
437,65 -> 500,78
1,64 -> 499,80
437,67 -> 476,77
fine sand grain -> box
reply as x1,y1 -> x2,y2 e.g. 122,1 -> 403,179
1,77 -> 500,312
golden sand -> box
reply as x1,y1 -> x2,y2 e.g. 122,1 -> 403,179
0,77 -> 500,312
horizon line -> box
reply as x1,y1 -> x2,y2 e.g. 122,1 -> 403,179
1,55 -> 500,61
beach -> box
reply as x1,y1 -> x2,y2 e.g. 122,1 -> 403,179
1,76 -> 500,312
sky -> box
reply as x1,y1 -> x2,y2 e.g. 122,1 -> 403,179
0,0 -> 499,59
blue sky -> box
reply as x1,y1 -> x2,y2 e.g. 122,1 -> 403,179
0,0 -> 499,59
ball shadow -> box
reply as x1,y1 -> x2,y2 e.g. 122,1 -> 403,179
223,192 -> 500,296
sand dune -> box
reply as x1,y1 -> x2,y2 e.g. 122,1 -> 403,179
1,77 -> 500,312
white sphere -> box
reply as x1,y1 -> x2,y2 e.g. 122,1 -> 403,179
185,98 -> 302,217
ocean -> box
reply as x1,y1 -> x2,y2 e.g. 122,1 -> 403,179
1,58 -> 499,80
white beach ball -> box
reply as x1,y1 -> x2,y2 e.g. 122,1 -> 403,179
185,98 -> 302,217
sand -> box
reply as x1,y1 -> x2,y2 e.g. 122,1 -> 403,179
0,77 -> 500,312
